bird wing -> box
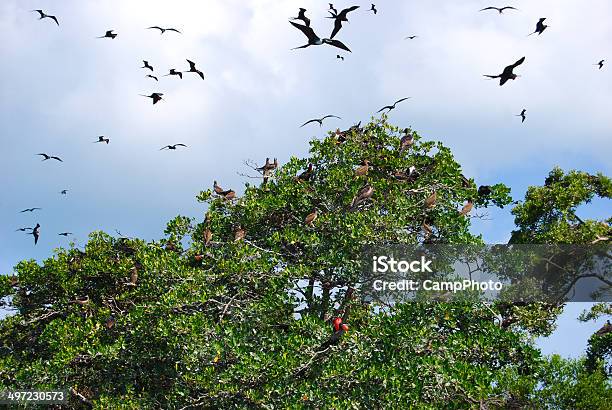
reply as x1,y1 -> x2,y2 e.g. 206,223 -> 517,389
322,115 -> 341,120
300,119 -> 318,127
330,19 -> 343,39
338,5 -> 360,19
501,7 -> 517,11
479,7 -> 498,11
326,38 -> 351,52
49,15 -> 59,25
394,97 -> 410,105
196,70 -> 205,80
186,59 -> 196,71
147,26 -> 163,32
160,146 -> 170,150
511,56 -> 525,68
37,153 -> 49,158
166,28 -> 181,33
51,156 -> 63,161
176,144 -> 187,147
289,21 -> 318,43
377,105 -> 392,113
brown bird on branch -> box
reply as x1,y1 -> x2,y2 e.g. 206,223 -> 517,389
213,181 -> 235,200
354,160 -> 370,176
204,228 -> 212,246
351,184 -> 374,209
596,320 -> 611,336
305,210 -> 318,227
297,163 -> 314,182
234,226 -> 246,242
424,191 -> 437,209
459,200 -> 473,216
129,267 -> 138,286
399,128 -> 414,152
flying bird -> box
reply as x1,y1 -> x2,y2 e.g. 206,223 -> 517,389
291,8 -> 310,27
140,93 -> 164,104
289,21 -> 351,52
377,97 -> 410,113
60,189 -> 68,195
186,60 -> 205,80
147,26 -> 181,34
16,227 -> 33,232
30,223 -> 41,245
31,9 -> 59,26
58,232 -> 73,237
369,4 -> 377,14
329,4 -> 338,14
337,54 -> 344,61
327,5 -> 360,39
160,144 -> 187,150
404,35 -> 418,40
484,56 -> 525,86
98,30 -> 117,39
516,109 -> 526,123
300,115 -> 341,127
164,69 -> 183,79
20,208 -> 41,213
528,18 -> 548,36
37,153 -> 63,162
94,136 -> 110,144
479,6 -> 517,14
146,74 -> 158,81
595,59 -> 605,70
142,60 -> 154,71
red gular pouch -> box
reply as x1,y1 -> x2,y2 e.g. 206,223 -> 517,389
332,317 -> 343,332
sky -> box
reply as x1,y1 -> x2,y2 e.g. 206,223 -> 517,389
0,0 -> 610,357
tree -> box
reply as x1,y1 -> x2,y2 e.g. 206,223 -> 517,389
1,118 -> 609,408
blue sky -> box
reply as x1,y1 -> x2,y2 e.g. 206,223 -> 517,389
0,0 -> 610,357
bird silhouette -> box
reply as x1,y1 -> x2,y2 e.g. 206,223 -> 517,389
484,56 -> 525,86
20,208 -> 41,213
479,6 -> 517,14
140,93 -> 164,104
30,223 -> 41,245
94,136 -> 110,144
98,30 -> 117,39
146,74 -> 158,81
160,144 -> 187,150
291,8 -> 310,27
337,54 -> 344,61
60,189 -> 68,195
147,26 -> 181,34
289,21 -> 351,52
327,5 -> 360,39
300,115 -> 341,127
478,185 -> 492,197
595,59 -> 605,70
31,10 -> 59,26
516,109 -> 526,123
528,18 -> 548,36
377,97 -> 410,113
142,60 -> 154,71
58,232 -> 73,236
186,60 -> 205,80
370,4 -> 377,14
16,227 -> 33,232
164,69 -> 183,79
404,35 -> 418,40
37,153 -> 63,162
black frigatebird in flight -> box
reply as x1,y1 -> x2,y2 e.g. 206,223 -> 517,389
327,5 -> 359,39
186,60 -> 205,80
31,10 -> 59,25
300,115 -> 341,127
291,8 -> 310,27
94,136 -> 110,144
377,97 -> 410,113
289,21 -> 351,52
517,109 -> 526,123
164,69 -> 183,79
142,60 -> 154,71
147,26 -> 181,34
146,74 -> 158,81
20,208 -> 41,213
528,18 -> 548,36
58,232 -> 73,237
479,6 -> 517,14
404,35 -> 418,40
30,224 -> 41,245
595,60 -> 605,70
160,144 -> 187,150
484,56 -> 525,86
369,4 -> 377,14
37,153 -> 63,162
98,30 -> 118,39
140,93 -> 164,104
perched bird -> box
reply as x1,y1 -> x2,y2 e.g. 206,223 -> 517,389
320,317 -> 349,348
479,6 -> 518,14
478,185 -> 492,197
129,267 -> 138,286
31,9 -> 59,26
234,226 -> 246,242
213,180 -> 225,195
459,200 -> 473,216
484,56 -> 525,86
37,153 -> 63,162
257,158 -> 278,172
204,228 -> 212,246
516,109 -> 526,123
300,115 -> 341,127
351,184 -> 374,208
377,97 -> 410,113
337,54 -> 344,61
147,26 -> 181,34
595,59 -> 605,70
186,59 -> 205,80
289,21 -> 351,52
141,60 -> 154,71
327,5 -> 360,39
146,74 -> 158,81
291,8 -> 310,27
404,35 -> 418,40
424,191 -> 437,209
20,208 -> 41,213
160,144 -> 187,150
16,227 -> 33,232
297,164 -> 314,181
305,210 -> 318,226
30,223 -> 41,245
355,160 -> 370,176
60,189 -> 68,195
528,18 -> 548,36
595,320 -> 612,336
140,92 -> 164,104
58,232 -> 73,236
400,128 -> 414,152
369,4 -> 377,14
105,315 -> 116,329
94,136 -> 110,144
213,181 -> 236,200
97,30 -> 118,39
164,68 -> 183,79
